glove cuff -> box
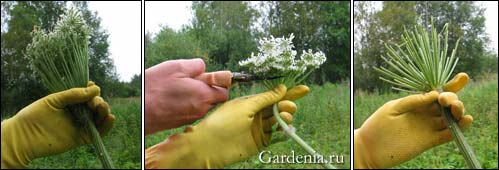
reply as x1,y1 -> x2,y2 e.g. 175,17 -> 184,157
145,133 -> 195,168
353,129 -> 378,169
146,127 -> 227,169
1,118 -> 32,169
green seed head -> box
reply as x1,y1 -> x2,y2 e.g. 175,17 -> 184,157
27,8 -> 91,93
375,17 -> 460,93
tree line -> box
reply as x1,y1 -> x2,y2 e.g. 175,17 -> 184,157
145,1 -> 351,84
4,1 -> 495,115
354,1 -> 498,92
1,1 -> 140,116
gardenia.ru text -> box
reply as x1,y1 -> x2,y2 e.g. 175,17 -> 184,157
258,150 -> 344,164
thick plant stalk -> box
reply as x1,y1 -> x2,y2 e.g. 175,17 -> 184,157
438,101 -> 481,168
27,9 -> 115,168
272,104 -> 335,169
71,105 -> 115,169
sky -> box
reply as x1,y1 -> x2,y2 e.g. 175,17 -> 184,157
145,1 -> 192,36
88,1 -> 141,82
479,1 -> 498,54
145,1 -> 262,35
363,1 -> 498,54
147,1 -> 498,54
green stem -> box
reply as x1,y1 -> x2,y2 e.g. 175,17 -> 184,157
71,105 -> 115,169
439,104 -> 481,169
273,104 -> 335,169
296,69 -> 314,85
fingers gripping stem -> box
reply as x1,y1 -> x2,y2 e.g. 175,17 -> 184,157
70,105 -> 115,169
272,104 -> 335,169
440,105 -> 481,169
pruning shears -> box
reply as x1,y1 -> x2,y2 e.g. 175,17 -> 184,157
195,71 -> 283,87
231,72 -> 283,83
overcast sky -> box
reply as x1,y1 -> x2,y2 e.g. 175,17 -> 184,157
145,1 -> 192,36
144,1 -> 261,36
88,1 -> 141,82
146,1 -> 498,54
480,1 -> 498,54
86,1 -> 496,82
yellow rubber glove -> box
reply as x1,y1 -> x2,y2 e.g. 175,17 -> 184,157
1,82 -> 115,169
354,73 -> 473,169
145,85 -> 309,169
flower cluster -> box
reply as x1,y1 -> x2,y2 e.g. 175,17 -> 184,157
239,34 -> 326,77
27,8 -> 92,93
239,34 -> 326,88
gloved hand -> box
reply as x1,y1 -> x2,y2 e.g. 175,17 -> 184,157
145,58 -> 231,135
145,85 -> 309,169
1,82 -> 115,169
354,73 -> 473,169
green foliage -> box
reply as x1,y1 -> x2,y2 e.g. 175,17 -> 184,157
1,1 -> 129,115
354,74 -> 498,169
261,1 -> 350,84
191,1 -> 258,71
145,1 -> 350,83
146,83 -> 351,169
354,1 -> 495,92
129,74 -> 141,96
105,74 -> 141,98
1,1 -> 66,116
482,52 -> 499,73
145,1 -> 260,72
145,27 -> 208,69
354,1 -> 418,92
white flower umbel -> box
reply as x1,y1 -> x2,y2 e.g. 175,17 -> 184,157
240,34 -> 334,169
239,33 -> 326,89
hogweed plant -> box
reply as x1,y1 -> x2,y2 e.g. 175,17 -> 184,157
26,9 -> 114,168
240,33 -> 326,89
374,19 -> 481,168
240,34 -> 334,169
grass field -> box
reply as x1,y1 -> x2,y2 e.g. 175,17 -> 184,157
354,73 -> 498,169
145,82 -> 351,169
23,97 -> 142,169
